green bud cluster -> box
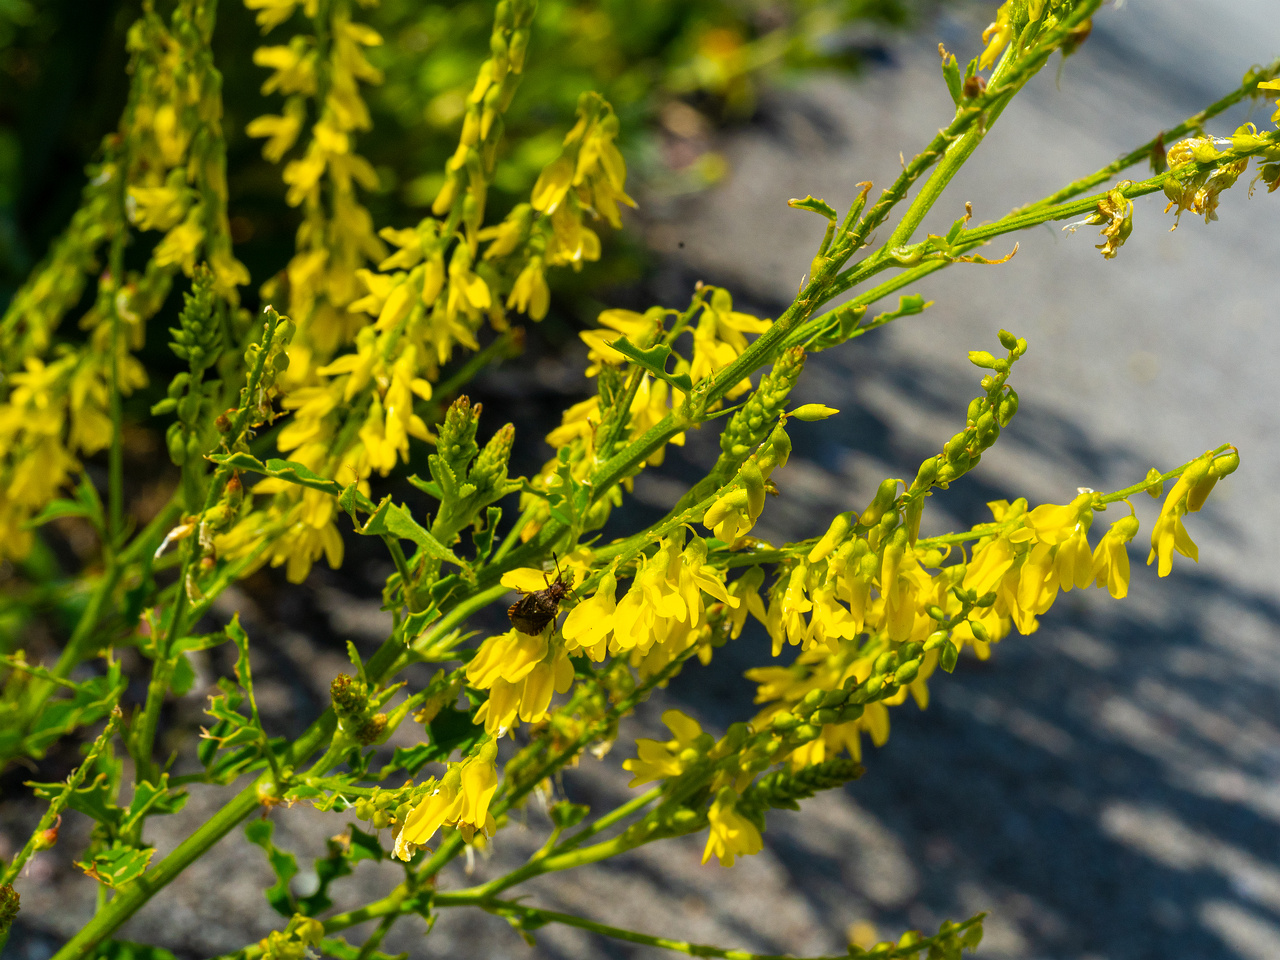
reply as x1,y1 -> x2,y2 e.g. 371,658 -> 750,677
436,396 -> 482,477
168,265 -> 223,374
330,674 -> 387,746
469,422 -> 515,494
928,331 -> 1027,486
0,882 -> 18,935
719,346 -> 806,459
352,787 -> 414,831
742,758 -> 864,813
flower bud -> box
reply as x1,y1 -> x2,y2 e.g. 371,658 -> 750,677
789,403 -> 839,421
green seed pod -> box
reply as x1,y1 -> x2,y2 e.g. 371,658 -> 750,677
873,651 -> 898,676
923,630 -> 950,651
771,711 -> 801,732
997,388 -> 1020,426
858,478 -> 900,528
893,659 -> 921,685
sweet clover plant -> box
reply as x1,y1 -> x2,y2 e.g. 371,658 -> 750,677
1,1 -> 1276,958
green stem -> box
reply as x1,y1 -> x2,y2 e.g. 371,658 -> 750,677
432,896 -> 984,960
1,709 -> 123,887
1019,55 -> 1280,212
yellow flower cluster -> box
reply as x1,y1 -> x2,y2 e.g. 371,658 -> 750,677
743,451 -> 1234,769
521,287 -> 772,542
247,0 -> 386,367
622,711 -> 763,866
125,4 -> 248,296
0,0 -> 239,562
561,533 -> 738,677
224,3 -> 639,584
393,740 -> 499,859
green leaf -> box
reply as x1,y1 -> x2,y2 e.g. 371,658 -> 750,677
359,498 -> 462,567
170,654 -> 196,697
348,825 -> 385,863
787,195 -> 838,220
942,50 -> 963,105
245,818 -> 298,917
607,336 -> 694,393
471,506 -> 502,562
549,801 -> 590,830
78,844 -> 155,888
24,498 -> 93,529
31,772 -> 121,828
389,705 -> 484,774
121,775 -> 188,834
208,452 -> 347,499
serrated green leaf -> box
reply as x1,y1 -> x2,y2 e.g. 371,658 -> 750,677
79,844 -> 155,888
359,498 -> 462,567
209,452 -> 346,499
942,52 -> 963,105
608,336 -> 671,378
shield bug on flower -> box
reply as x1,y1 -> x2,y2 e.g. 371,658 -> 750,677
507,556 -> 574,635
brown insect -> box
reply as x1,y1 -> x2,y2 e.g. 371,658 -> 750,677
507,556 -> 574,635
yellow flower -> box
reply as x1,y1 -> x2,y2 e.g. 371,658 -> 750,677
978,7 -> 1014,71
152,213 -> 205,274
254,40 -> 317,96
702,789 -> 763,867
622,709 -> 710,786
467,626 -> 573,736
507,258 -> 549,320
1093,514 -> 1139,598
1147,461 -> 1207,577
394,739 -> 498,859
126,185 -> 189,231
247,103 -> 306,163
561,568 -> 618,659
